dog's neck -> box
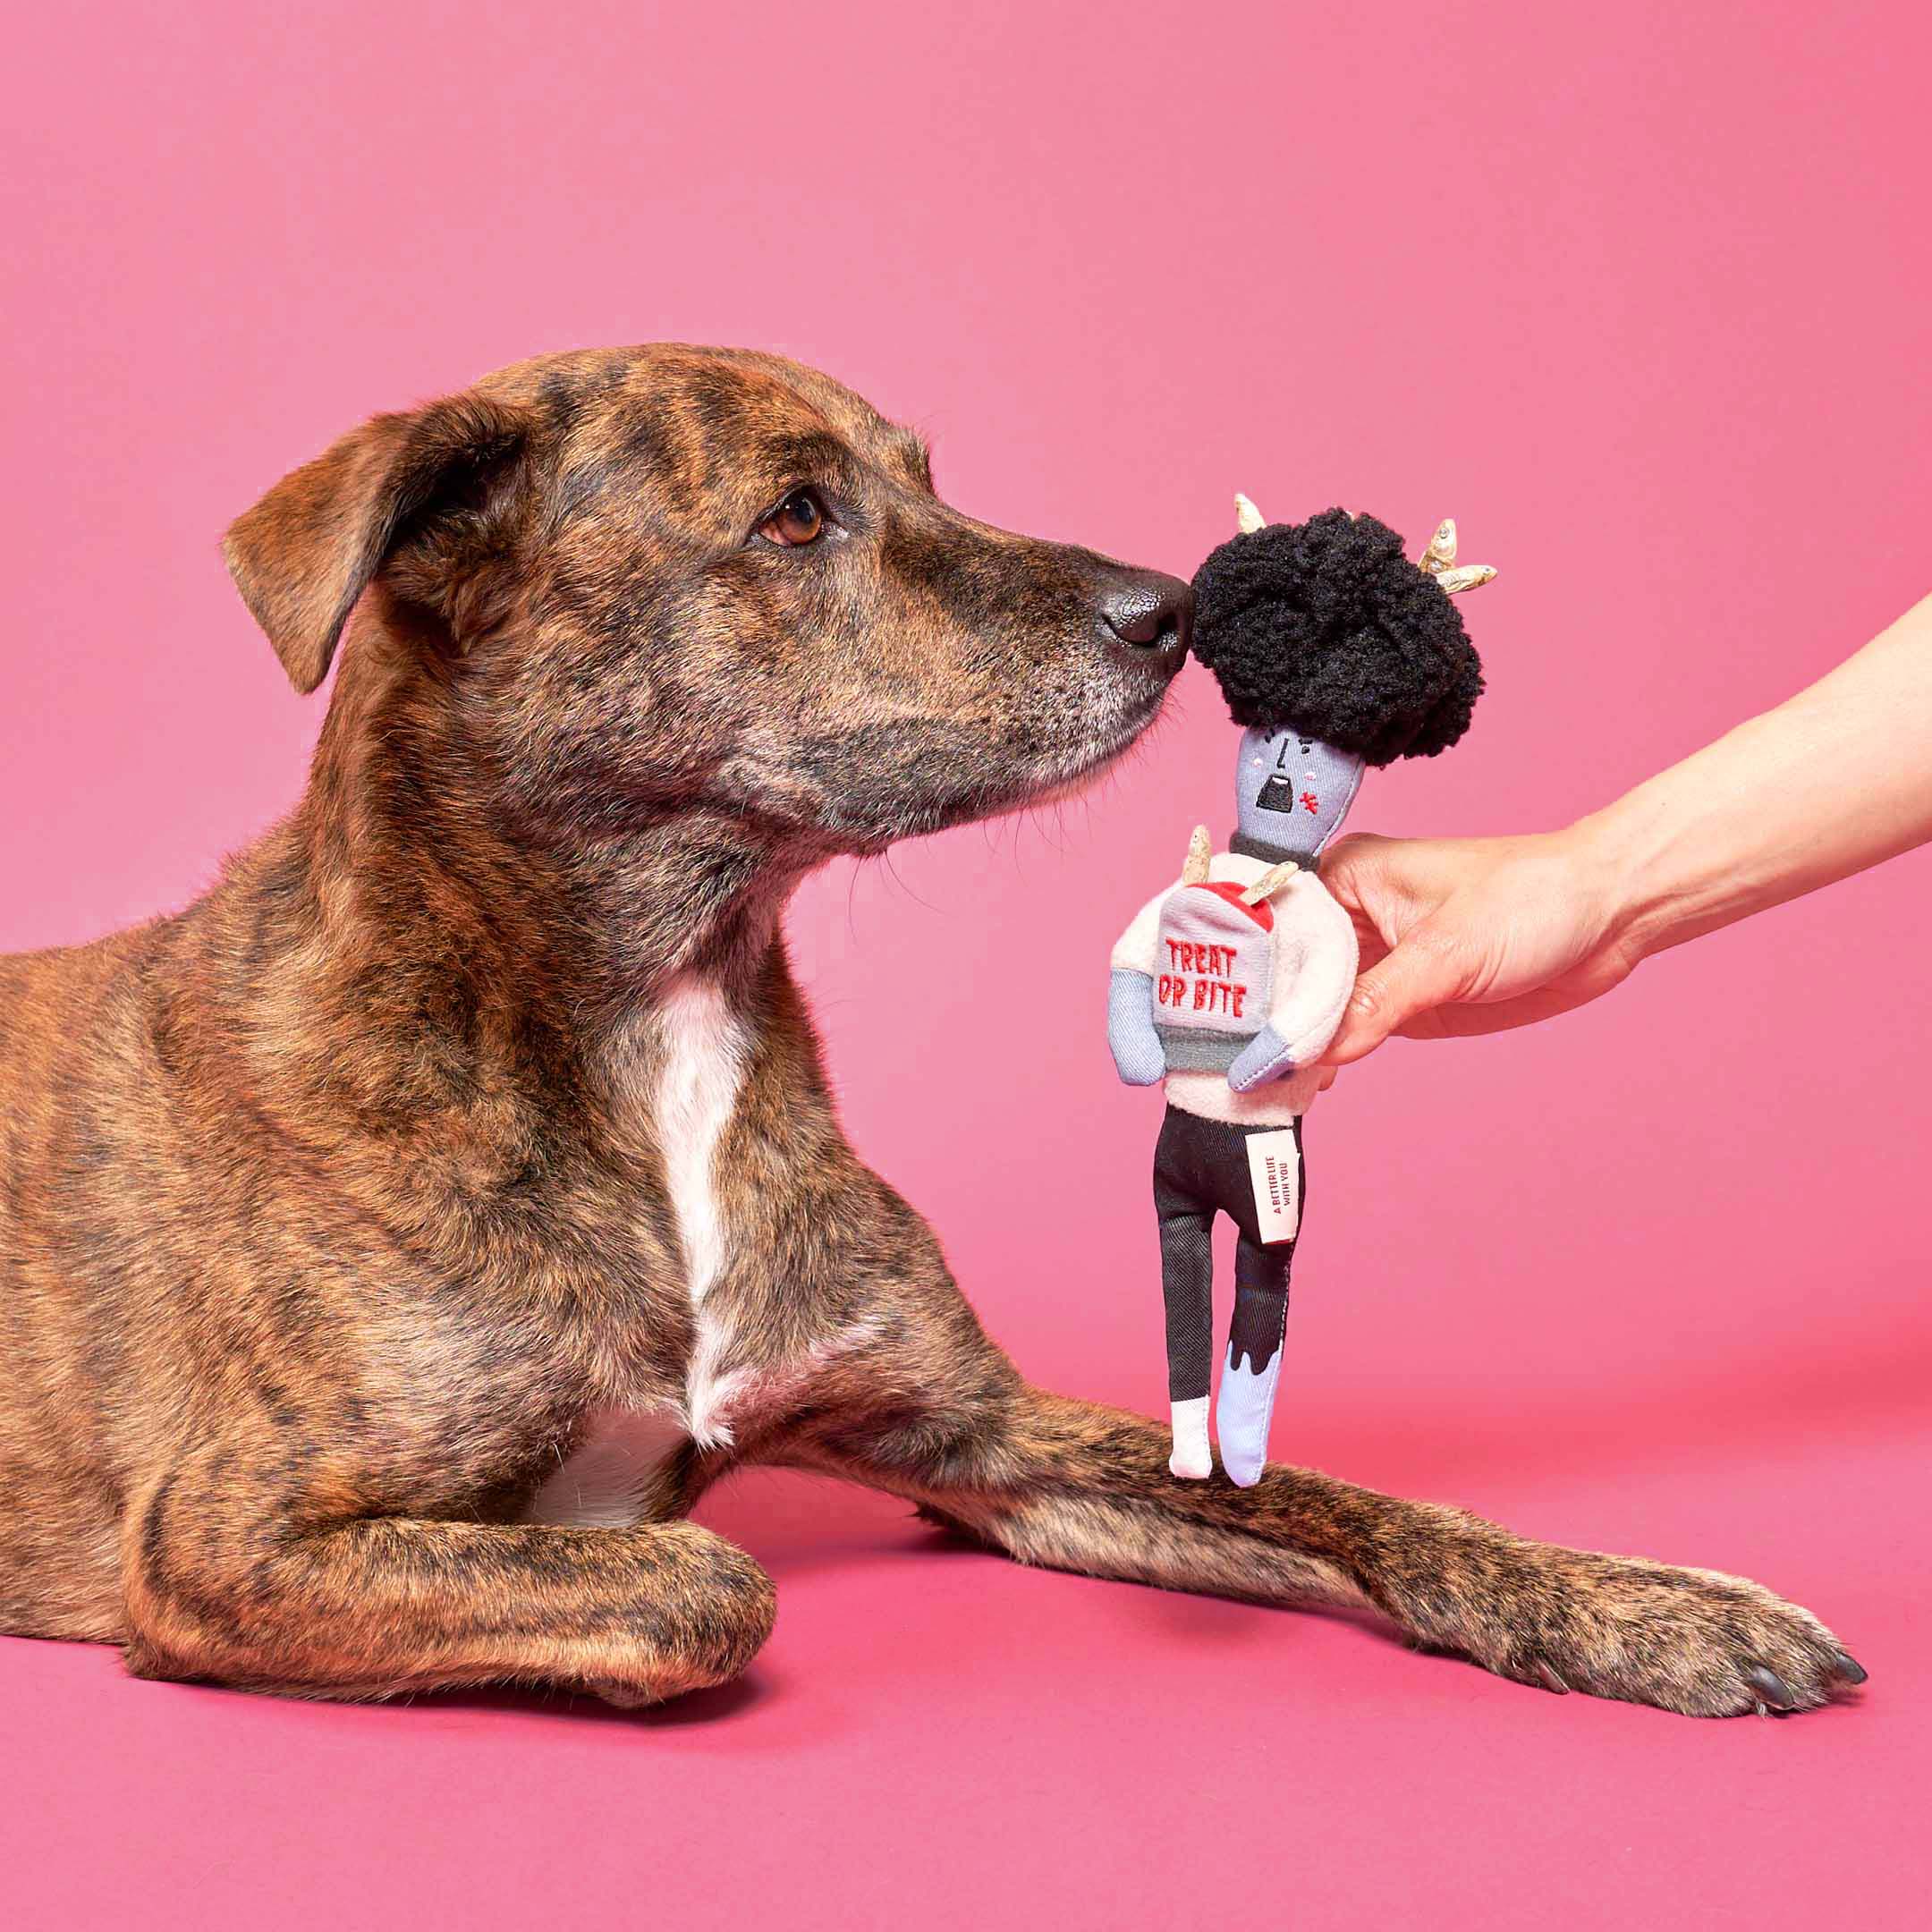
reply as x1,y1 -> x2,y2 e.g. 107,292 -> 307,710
240,639 -> 812,1127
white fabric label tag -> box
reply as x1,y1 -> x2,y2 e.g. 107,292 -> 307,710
1246,1129 -> 1301,1245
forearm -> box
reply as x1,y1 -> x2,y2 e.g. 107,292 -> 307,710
1582,591 -> 1932,957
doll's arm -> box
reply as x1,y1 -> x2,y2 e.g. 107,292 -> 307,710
1107,890 -> 1168,1087
1227,878 -> 1360,1091
1107,971 -> 1164,1086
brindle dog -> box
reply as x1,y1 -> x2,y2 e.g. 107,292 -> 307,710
0,345 -> 1862,1716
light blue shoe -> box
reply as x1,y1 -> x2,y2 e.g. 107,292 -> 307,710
1216,1345 -> 1283,1487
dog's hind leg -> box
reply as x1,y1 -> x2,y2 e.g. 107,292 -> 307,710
119,1476 -> 774,1705
794,1375 -> 1864,1718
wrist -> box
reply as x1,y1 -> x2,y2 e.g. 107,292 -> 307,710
1564,785 -> 1701,962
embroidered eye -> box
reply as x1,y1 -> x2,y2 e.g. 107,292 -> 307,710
757,487 -> 826,547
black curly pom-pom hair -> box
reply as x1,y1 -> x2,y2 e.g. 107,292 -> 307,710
1190,507 -> 1483,767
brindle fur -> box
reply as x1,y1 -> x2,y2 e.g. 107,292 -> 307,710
0,345 -> 1860,1716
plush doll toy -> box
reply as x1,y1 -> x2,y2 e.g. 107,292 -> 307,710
1107,498 -> 1494,1484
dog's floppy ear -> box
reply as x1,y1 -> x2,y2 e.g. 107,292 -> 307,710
224,393 -> 533,693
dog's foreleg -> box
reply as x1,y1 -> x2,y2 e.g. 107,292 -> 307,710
800,1381 -> 1862,1717
121,1484 -> 774,1705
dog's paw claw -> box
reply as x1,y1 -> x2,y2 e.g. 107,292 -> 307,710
1835,1650 -> 1869,1685
1536,1660 -> 1571,1696
1745,1663 -> 1799,1711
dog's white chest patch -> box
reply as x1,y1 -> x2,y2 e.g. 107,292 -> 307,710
652,976 -> 753,1450
529,976 -> 883,1516
529,979 -> 753,1526
653,975 -> 747,1309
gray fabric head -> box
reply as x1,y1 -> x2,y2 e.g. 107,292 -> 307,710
1230,725 -> 1364,864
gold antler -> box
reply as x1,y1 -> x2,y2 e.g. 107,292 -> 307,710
1239,860 -> 1300,906
1181,825 -> 1213,885
1417,518 -> 1496,596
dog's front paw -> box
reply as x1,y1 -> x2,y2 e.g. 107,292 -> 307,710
1408,1530 -> 1867,1717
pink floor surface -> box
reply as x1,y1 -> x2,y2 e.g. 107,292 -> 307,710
7,1353 -> 1925,1930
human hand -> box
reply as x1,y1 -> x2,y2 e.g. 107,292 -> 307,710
1317,828 -> 1644,1063
1308,593 -> 1932,1066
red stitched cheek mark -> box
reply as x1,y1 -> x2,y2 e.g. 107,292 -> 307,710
1301,791 -> 1319,815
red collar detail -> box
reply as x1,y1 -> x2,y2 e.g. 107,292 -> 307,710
1188,879 -> 1274,930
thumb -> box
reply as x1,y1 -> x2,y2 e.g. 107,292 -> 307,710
1323,927 -> 1471,1064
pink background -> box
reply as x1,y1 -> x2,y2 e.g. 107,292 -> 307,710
4,4 -> 1929,1927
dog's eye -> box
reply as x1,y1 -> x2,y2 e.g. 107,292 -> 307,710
757,488 -> 826,547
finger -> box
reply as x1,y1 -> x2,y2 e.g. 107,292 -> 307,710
1316,836 -> 1406,953
1316,830 -> 1394,881
1318,834 -> 1434,925
1321,929 -> 1473,1064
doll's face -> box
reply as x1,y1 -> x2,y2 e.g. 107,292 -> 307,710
1234,726 -> 1365,860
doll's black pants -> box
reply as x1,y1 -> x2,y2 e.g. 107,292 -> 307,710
1153,1104 -> 1303,1403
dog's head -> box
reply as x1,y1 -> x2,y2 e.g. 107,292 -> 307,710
225,345 -> 1188,857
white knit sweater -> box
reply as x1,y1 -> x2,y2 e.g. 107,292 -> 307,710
1111,849 -> 1358,1125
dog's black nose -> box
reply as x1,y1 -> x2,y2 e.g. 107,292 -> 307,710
1097,569 -> 1193,665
